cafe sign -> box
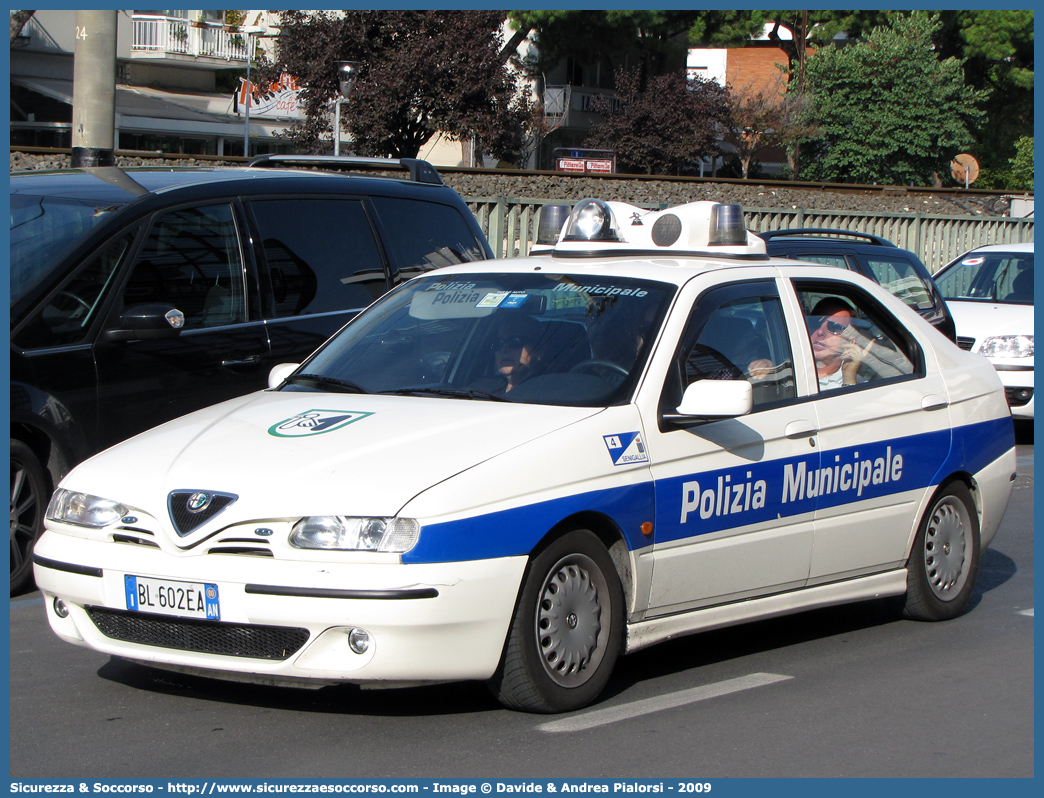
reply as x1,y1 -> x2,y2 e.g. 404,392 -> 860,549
236,73 -> 305,119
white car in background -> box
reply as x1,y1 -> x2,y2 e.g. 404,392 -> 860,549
933,243 -> 1034,419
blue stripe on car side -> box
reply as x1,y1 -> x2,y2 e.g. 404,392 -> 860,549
403,416 -> 1013,565
403,482 -> 655,564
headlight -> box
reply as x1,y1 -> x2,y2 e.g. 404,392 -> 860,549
980,335 -> 1033,359
289,516 -> 420,552
46,489 -> 128,528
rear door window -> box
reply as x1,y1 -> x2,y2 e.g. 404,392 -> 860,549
795,282 -> 920,392
250,199 -> 388,317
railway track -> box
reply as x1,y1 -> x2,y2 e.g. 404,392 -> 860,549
9,145 -> 1028,204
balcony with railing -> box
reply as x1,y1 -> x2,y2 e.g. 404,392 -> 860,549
131,14 -> 249,63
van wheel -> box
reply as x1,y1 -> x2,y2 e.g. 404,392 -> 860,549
11,440 -> 48,595
903,482 -> 980,621
490,530 -> 623,713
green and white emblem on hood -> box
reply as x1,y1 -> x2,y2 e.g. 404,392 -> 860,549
269,409 -> 374,438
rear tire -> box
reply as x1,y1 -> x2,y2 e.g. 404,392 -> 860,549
490,530 -> 623,713
903,482 -> 980,621
11,439 -> 49,595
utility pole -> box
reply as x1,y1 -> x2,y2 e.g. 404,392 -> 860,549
71,9 -> 117,167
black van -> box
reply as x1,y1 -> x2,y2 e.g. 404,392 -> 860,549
10,156 -> 493,592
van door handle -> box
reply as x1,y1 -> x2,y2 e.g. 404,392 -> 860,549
921,394 -> 949,411
221,355 -> 262,367
784,420 -> 818,439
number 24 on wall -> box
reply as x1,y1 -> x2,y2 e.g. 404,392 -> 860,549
76,26 -> 88,40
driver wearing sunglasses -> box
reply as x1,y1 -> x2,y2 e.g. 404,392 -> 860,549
808,297 -> 876,391
486,315 -> 545,396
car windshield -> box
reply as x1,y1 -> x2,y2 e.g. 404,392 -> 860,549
935,251 -> 1034,305
279,272 -> 676,407
9,193 -> 127,305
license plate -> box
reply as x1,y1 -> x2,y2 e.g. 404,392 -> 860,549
124,575 -> 220,620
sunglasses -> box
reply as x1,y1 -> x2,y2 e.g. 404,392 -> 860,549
495,336 -> 527,349
816,317 -> 848,335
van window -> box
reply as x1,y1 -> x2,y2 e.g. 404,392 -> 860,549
251,199 -> 387,317
864,256 -> 933,311
13,230 -> 136,349
371,197 -> 488,278
123,204 -> 246,329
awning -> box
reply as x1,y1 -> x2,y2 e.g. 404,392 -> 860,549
10,76 -> 292,139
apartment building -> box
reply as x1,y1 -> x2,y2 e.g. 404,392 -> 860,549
10,9 -> 292,157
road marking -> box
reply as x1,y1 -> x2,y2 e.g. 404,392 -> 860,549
1018,608 -> 1033,617
538,672 -> 793,733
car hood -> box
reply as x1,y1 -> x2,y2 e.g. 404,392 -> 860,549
946,300 -> 1034,340
63,391 -> 602,525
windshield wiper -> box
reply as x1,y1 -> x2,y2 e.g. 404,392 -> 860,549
282,374 -> 368,394
378,387 -> 508,402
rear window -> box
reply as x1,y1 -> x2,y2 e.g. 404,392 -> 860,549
864,256 -> 934,311
371,197 -> 489,278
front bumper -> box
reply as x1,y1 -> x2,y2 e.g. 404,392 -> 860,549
33,531 -> 527,685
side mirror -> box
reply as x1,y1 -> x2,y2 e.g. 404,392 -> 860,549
268,363 -> 300,389
102,304 -> 185,342
667,380 -> 753,423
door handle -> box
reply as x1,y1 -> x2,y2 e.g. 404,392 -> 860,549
784,419 -> 819,439
221,354 -> 262,367
921,394 -> 949,411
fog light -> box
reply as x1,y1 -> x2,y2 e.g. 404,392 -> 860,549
53,597 -> 70,619
347,628 -> 371,655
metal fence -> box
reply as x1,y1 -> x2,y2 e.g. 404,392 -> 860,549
466,197 -> 1035,273
131,15 -> 249,61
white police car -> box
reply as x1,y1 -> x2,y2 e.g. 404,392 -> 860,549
34,199 -> 1017,713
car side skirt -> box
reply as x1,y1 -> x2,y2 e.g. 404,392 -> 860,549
625,569 -> 907,654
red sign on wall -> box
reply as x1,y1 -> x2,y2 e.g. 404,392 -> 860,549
556,158 -> 587,172
553,148 -> 616,174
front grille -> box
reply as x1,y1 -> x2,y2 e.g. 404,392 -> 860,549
168,490 -> 237,536
956,336 -> 976,351
86,607 -> 308,661
1005,386 -> 1033,407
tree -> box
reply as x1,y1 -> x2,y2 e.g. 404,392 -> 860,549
583,67 -> 729,175
722,75 -> 821,180
508,10 -> 764,83
259,11 -> 531,161
801,14 -> 986,186
932,10 -> 1034,185
10,10 -> 35,44
1008,136 -> 1033,191
722,77 -> 787,180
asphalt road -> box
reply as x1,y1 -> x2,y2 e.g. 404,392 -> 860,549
9,426 -> 1033,779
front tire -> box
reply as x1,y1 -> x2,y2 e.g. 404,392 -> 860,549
903,482 -> 980,621
11,439 -> 49,595
490,530 -> 623,713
